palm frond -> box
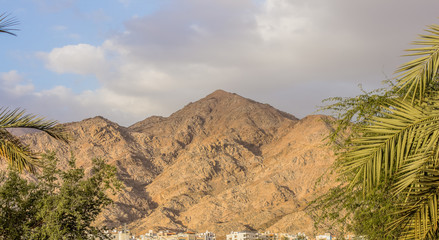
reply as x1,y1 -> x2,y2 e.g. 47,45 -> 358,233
395,24 -> 439,102
323,22 -> 439,240
0,108 -> 68,143
0,108 -> 69,172
340,98 -> 439,192
0,13 -> 18,36
338,96 -> 439,238
0,129 -> 38,173
388,168 -> 439,239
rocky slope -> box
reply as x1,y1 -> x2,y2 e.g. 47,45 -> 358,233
19,90 -> 335,237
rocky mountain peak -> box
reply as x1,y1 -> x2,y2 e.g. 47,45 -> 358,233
79,115 -> 117,126
130,90 -> 298,135
205,89 -> 237,99
17,91 -> 336,238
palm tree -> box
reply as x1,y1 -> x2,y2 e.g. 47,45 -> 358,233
0,108 -> 68,173
0,14 -> 67,172
338,24 -> 439,239
0,13 -> 18,36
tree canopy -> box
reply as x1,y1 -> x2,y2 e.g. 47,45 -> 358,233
0,152 -> 122,239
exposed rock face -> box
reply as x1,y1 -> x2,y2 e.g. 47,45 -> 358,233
19,90 -> 335,237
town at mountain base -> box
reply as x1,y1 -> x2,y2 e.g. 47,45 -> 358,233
18,90 -> 336,238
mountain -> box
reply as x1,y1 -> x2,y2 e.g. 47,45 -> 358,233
19,90 -> 335,237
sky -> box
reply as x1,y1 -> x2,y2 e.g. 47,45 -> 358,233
1,0 -> 439,126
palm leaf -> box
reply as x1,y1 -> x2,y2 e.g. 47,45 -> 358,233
395,24 -> 439,102
0,129 -> 38,173
340,98 -> 439,191
0,108 -> 68,172
388,168 -> 439,239
323,22 -> 439,240
338,96 -> 439,238
0,13 -> 18,36
0,108 -> 68,142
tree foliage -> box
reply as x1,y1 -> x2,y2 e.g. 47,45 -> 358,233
0,152 -> 122,239
311,24 -> 439,239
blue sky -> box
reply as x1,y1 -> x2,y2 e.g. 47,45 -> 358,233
2,0 -> 439,126
2,0 -> 163,92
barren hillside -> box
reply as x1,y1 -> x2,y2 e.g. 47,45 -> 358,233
19,90 -> 335,237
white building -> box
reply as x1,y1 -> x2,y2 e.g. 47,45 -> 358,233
278,233 -> 307,240
197,231 -> 216,240
156,230 -> 179,240
108,228 -> 134,240
139,230 -> 158,240
315,233 -> 332,240
226,232 -> 260,240
226,231 -> 309,240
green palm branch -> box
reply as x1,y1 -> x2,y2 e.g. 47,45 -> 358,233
341,97 -> 439,238
338,24 -> 439,239
341,98 -> 439,189
0,108 -> 68,173
0,15 -> 66,172
0,13 -> 18,36
395,24 -> 439,102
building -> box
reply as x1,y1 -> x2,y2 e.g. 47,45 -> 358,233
315,233 -> 332,240
157,231 -> 179,240
197,231 -> 216,240
259,232 -> 277,240
139,230 -> 158,240
108,227 -> 134,240
278,233 -> 307,240
177,231 -> 197,240
226,231 -> 260,240
226,231 -> 309,240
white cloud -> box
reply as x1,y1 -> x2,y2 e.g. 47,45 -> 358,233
1,70 -> 24,85
0,70 -> 164,125
9,0 -> 439,126
0,71 -> 34,96
255,0 -> 315,41
41,44 -> 107,75
35,85 -> 72,98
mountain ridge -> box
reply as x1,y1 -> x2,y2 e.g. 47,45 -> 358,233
17,90 -> 335,237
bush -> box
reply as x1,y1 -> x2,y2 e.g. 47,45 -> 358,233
0,152 -> 122,239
